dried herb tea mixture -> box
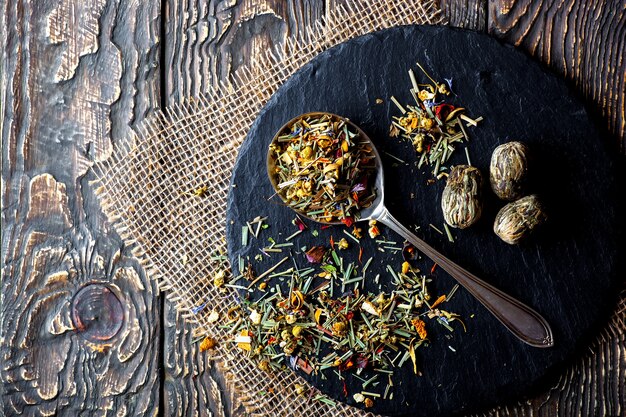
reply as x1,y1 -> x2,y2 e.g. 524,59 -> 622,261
389,63 -> 483,180
215,216 -> 464,408
268,114 -> 377,225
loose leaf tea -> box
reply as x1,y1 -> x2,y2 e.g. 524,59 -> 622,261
268,114 -> 377,225
227,215 -> 464,407
490,141 -> 530,201
493,195 -> 547,244
389,63 -> 483,179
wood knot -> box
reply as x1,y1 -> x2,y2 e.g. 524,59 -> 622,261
71,284 -> 124,342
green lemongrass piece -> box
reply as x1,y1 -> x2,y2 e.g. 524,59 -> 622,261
342,229 -> 360,244
433,157 -> 441,177
273,242 -> 294,248
417,152 -> 427,169
241,226 -> 249,246
383,151 -> 406,164
447,284 -> 460,301
391,350 -> 403,366
392,328 -> 413,338
238,255 -> 244,275
438,317 -> 455,331
443,223 -> 455,243
362,257 -> 373,274
429,223 -> 444,235
314,396 -> 337,407
362,375 -> 379,389
246,256 -> 289,288
344,276 -> 364,285
285,229 -> 303,241
398,350 -> 411,367
390,96 -> 407,114
409,69 -> 419,92
262,247 -> 282,253
302,275 -> 314,294
386,265 -> 400,283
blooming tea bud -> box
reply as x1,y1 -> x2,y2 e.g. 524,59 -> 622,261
494,195 -> 547,244
441,165 -> 483,229
490,141 -> 530,201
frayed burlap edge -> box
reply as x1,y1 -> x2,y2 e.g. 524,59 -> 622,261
91,0 -> 625,415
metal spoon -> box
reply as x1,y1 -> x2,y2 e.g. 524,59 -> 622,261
268,112 -> 554,348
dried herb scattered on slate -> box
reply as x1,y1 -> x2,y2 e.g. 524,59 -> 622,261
226,217 -> 464,406
268,113 -> 377,225
389,63 -> 483,179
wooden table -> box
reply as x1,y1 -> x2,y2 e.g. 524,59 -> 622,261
1,1 -> 624,416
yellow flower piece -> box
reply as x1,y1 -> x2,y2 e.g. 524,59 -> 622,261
418,89 -> 435,101
402,261 -> 411,274
368,223 -> 380,239
300,146 -> 313,160
213,270 -> 225,288
420,117 -> 434,130
292,325 -> 304,338
199,336 -> 217,352
337,238 -> 349,250
258,360 -> 271,372
295,384 -> 306,396
332,321 -> 347,336
411,318 -> 428,340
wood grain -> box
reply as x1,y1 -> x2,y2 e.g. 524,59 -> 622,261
164,0 -> 325,101
0,0 -> 162,415
438,0 -> 488,30
488,0 -> 626,152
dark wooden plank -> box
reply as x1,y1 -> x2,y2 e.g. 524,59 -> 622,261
488,0 -> 626,152
164,0 -> 325,102
0,0 -> 162,415
437,0 -> 488,30
162,301 -> 245,417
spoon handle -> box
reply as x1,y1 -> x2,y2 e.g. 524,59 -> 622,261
376,206 -> 554,348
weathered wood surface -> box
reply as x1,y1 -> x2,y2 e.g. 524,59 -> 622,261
1,0 -> 162,415
1,1 -> 624,417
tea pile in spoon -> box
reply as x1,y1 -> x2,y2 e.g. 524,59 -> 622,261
268,114 -> 377,225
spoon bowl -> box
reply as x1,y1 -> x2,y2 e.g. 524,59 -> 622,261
267,112 -> 554,348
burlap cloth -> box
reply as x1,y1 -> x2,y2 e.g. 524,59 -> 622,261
93,0 -> 625,415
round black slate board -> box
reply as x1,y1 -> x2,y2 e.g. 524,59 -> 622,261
226,26 -> 624,417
